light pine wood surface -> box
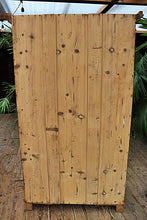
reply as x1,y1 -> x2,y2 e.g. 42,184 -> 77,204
12,14 -> 135,206
0,114 -> 147,219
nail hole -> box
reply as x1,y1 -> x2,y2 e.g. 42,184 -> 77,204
58,112 -> 64,116
29,35 -> 34,39
102,191 -> 106,195
78,114 -> 85,119
56,50 -> 61,54
103,170 -> 108,174
109,47 -> 115,53
74,49 -> 79,53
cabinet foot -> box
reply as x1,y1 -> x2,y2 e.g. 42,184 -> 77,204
25,202 -> 33,211
116,204 -> 124,212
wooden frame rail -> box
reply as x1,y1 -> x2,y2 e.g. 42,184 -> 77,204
0,11 -> 145,33
13,0 -> 147,5
0,13 -> 12,24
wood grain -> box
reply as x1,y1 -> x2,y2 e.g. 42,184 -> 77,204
12,15 -> 49,203
57,14 -> 87,204
43,15 -> 60,204
0,114 -> 147,219
98,14 -> 135,205
86,14 -> 102,204
12,14 -> 136,206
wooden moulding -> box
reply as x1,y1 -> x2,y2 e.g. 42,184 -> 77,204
136,30 -> 147,34
50,0 -> 147,4
0,13 -> 12,24
25,202 -> 124,212
0,11 -> 143,25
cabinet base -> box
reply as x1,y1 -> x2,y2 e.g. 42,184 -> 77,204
25,202 -> 33,211
25,202 -> 124,212
116,204 -> 124,212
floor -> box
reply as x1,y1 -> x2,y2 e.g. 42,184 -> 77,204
0,114 -> 147,220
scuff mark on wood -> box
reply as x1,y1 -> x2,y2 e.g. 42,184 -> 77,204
60,171 -> 65,174
21,158 -> 27,161
14,64 -> 20,69
46,127 -> 58,132
32,154 -> 39,159
58,112 -> 64,116
77,171 -> 84,175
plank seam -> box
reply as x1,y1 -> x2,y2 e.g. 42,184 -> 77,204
97,14 -> 103,204
85,14 -> 88,204
56,15 -> 60,203
42,15 -> 50,203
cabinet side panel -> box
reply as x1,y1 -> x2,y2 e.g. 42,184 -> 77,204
98,14 -> 135,205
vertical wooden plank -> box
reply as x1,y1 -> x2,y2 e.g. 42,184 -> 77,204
57,14 -> 72,203
86,14 -> 102,204
12,15 -> 33,203
57,14 -> 87,204
115,14 -> 136,204
42,15 -> 60,203
12,15 -> 49,203
98,14 -> 135,205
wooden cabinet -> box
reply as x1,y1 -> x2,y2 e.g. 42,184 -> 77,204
12,14 -> 135,211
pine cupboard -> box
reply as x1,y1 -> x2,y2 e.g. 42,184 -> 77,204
12,14 -> 136,212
